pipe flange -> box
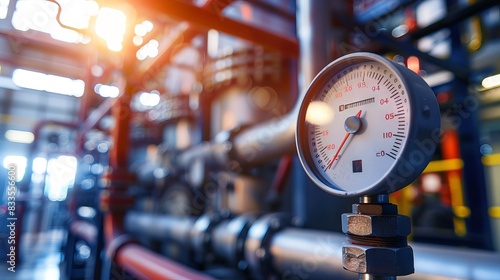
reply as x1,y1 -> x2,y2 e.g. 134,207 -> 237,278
232,214 -> 256,271
211,214 -> 256,270
244,212 -> 291,279
190,211 -> 231,265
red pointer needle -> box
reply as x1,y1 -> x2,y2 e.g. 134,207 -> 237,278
326,109 -> 362,170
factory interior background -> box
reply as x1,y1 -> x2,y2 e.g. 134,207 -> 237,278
1,0 -> 500,279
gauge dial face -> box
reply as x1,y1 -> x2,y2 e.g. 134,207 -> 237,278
296,53 -> 441,197
304,61 -> 410,195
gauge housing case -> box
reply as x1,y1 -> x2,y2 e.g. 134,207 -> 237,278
296,52 -> 441,196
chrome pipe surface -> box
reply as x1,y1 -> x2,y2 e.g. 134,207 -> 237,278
125,212 -> 196,247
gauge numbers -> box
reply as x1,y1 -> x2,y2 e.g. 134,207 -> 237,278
297,52 -> 440,197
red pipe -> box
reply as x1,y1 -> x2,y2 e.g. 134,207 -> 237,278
102,83 -> 215,280
115,244 -> 216,280
99,2 -> 238,278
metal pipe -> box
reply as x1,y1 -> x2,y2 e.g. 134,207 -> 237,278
228,0 -> 331,166
270,228 -> 500,280
125,212 -> 195,248
407,242 -> 500,280
123,213 -> 500,279
269,228 -> 353,279
102,86 -> 212,280
210,215 -> 255,266
115,243 -> 216,280
177,0 -> 330,167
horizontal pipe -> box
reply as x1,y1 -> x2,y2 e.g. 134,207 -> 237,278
115,243 -> 216,280
125,213 -> 500,279
176,141 -> 232,169
228,0 -> 332,165
229,113 -> 298,166
177,0 -> 330,168
125,212 -> 195,247
269,228 -> 354,279
408,242 -> 500,280
270,228 -> 500,280
69,220 -> 98,245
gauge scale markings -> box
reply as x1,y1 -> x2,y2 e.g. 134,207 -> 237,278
295,53 -> 441,197
312,64 -> 406,178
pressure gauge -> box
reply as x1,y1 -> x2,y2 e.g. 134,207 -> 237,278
296,53 -> 440,197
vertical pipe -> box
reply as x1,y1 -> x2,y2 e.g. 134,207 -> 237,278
296,0 -> 330,86
294,0 -> 356,231
108,91 -> 131,173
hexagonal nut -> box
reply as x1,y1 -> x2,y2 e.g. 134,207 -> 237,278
342,244 -> 414,276
341,214 -> 411,237
352,203 -> 398,215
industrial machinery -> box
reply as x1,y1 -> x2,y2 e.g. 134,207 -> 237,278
2,0 -> 500,280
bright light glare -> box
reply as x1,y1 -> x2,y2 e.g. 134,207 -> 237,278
482,73 -> 500,89
0,0 -> 10,19
95,7 -> 126,52
12,0 -> 97,43
407,56 -> 420,74
45,155 -> 77,201
422,70 -> 454,88
58,0 -> 99,29
135,23 -> 147,36
5,130 -> 34,144
94,83 -> 119,98
106,41 -> 123,52
77,206 -> 96,218
142,20 -> 153,32
136,39 -> 159,60
3,155 -> 27,182
12,69 -> 84,97
139,91 -> 160,107
306,101 -> 335,125
392,24 -> 409,38
134,20 -> 154,36
133,35 -> 143,46
33,157 -> 47,174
